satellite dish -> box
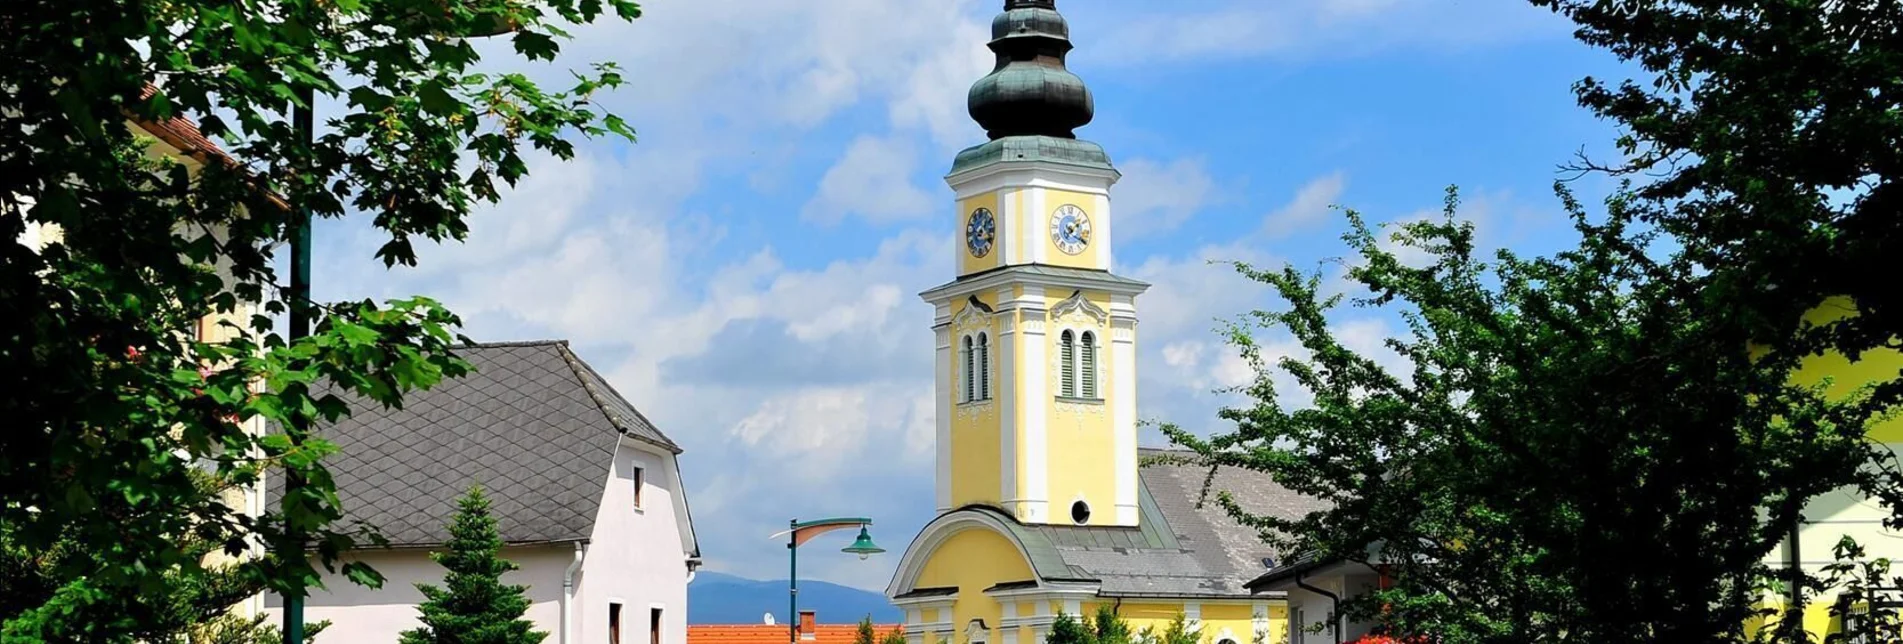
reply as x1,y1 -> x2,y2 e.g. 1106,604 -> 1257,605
1261,557 -> 1276,569
764,613 -> 776,625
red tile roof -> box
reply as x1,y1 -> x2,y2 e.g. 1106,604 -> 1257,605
128,84 -> 290,212
689,624 -> 903,644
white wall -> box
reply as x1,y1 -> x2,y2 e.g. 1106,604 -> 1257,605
573,441 -> 694,644
267,545 -> 571,642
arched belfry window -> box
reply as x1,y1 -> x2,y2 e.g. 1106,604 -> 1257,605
961,335 -> 975,403
1058,330 -> 1078,398
976,333 -> 991,401
1079,331 -> 1098,399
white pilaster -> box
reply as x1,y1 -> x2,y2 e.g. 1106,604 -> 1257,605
1000,602 -> 1019,644
1002,188 -> 1022,266
935,323 -> 954,513
1016,286 -> 1050,523
1183,603 -> 1202,633
1029,187 -> 1049,264
1095,193 -> 1112,270
998,287 -> 1019,506
1250,602 -> 1269,644
1110,295 -> 1139,525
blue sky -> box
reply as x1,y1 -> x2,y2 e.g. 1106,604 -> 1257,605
310,0 -> 1639,593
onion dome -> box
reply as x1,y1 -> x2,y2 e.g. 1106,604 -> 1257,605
967,0 -> 1094,140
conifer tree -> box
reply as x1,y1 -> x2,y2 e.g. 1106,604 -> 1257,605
857,616 -> 879,644
399,485 -> 547,644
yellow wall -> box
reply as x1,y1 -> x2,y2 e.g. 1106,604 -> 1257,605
916,529 -> 1035,644
960,192 -> 1005,276
1042,290 -> 1117,525
951,296 -> 1004,509
1056,602 -> 1278,644
1042,189 -> 1102,270
1759,297 -> 1903,641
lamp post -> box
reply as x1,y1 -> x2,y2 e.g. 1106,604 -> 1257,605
276,14 -> 516,642
775,518 -> 885,644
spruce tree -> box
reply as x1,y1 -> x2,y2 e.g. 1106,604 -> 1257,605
399,485 -> 547,644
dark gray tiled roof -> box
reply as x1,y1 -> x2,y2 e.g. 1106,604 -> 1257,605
950,448 -> 1327,599
920,264 -> 1152,301
277,341 -> 679,547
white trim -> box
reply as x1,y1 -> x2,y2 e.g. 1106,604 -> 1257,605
1049,291 -> 1109,326
1111,315 -> 1138,526
1001,188 -> 1022,266
1017,287 -> 1049,524
886,510 -> 1039,598
1030,187 -> 1049,265
920,266 -> 1150,303
998,302 -> 1019,507
935,325 -> 954,512
1096,193 -> 1112,271
947,163 -> 1120,202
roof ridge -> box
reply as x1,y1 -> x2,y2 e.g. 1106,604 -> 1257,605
462,339 -> 571,348
552,342 -> 682,454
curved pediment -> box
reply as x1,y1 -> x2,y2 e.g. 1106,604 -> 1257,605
1049,289 -> 1108,326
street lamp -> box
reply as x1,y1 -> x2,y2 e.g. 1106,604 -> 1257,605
277,13 -> 513,642
774,518 -> 885,644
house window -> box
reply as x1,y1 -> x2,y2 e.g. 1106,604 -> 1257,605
651,607 -> 664,644
1079,331 -> 1098,399
1058,330 -> 1077,397
611,603 -> 623,644
976,333 -> 991,401
961,335 -> 975,403
632,467 -> 644,510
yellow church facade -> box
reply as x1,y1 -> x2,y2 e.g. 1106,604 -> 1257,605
887,3 -> 1324,644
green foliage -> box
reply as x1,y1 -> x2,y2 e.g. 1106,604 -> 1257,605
880,625 -> 910,644
858,616 -> 879,644
1044,606 -> 1140,644
0,472 -> 327,643
398,485 -> 547,644
1134,614 -> 1199,644
1164,185 -> 1899,642
1529,0 -> 1903,378
0,0 -> 641,639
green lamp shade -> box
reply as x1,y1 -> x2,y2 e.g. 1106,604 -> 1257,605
841,527 -> 885,560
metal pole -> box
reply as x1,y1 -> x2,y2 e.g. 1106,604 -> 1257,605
280,85 -> 314,644
789,518 -> 799,644
1786,505 -> 1804,642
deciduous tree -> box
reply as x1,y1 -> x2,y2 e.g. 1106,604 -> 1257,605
1164,186 -> 1895,642
0,0 -> 640,639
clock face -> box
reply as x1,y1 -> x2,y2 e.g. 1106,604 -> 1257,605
966,208 -> 996,258
1049,204 -> 1092,255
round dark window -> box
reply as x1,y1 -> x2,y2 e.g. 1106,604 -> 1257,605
1070,500 -> 1092,524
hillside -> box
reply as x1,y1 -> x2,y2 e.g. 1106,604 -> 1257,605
688,572 -> 902,625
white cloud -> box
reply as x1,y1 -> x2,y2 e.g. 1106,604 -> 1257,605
1261,171 -> 1346,237
305,0 -> 1561,591
802,136 -> 936,224
1114,158 -> 1219,237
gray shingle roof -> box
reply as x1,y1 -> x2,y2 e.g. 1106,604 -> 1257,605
276,340 -> 680,548
939,448 -> 1328,599
919,264 -> 1152,301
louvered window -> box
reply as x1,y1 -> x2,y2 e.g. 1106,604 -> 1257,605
977,333 -> 991,400
961,335 -> 975,403
1059,330 -> 1077,397
1080,331 -> 1098,399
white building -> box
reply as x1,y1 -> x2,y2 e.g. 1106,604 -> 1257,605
267,340 -> 701,644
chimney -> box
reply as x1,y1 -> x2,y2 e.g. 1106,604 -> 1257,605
799,610 -> 817,641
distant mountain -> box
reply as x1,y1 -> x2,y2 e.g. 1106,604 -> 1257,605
689,572 -> 901,625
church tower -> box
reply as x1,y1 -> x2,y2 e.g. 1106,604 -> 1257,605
921,0 -> 1149,527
